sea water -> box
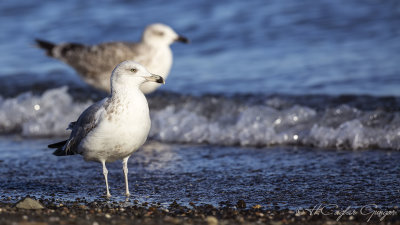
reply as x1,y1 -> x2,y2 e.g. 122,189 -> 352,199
0,0 -> 399,206
0,0 -> 399,150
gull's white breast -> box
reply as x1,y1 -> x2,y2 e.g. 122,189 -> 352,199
81,97 -> 151,162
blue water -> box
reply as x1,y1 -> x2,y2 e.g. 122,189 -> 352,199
1,0 -> 400,208
0,0 -> 400,150
0,0 -> 399,96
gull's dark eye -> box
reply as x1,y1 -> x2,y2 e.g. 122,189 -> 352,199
130,68 -> 137,73
154,31 -> 164,36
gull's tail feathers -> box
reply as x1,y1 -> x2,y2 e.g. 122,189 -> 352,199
52,148 -> 67,156
36,39 -> 86,59
48,140 -> 74,156
35,39 -> 56,57
48,140 -> 67,148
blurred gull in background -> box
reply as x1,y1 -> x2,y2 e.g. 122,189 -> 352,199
35,23 -> 188,94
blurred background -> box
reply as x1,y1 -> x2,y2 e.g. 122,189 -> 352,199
0,0 -> 400,149
0,0 -> 399,207
0,0 -> 399,96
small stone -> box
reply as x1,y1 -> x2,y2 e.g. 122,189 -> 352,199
15,197 -> 44,210
93,222 -> 99,225
270,221 -> 283,225
236,200 -> 246,209
206,216 -> 218,225
105,213 -> 111,219
252,204 -> 262,209
49,217 -> 60,222
164,216 -> 181,224
256,212 -> 264,217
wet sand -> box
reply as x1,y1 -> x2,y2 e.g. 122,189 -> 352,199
0,137 -> 399,224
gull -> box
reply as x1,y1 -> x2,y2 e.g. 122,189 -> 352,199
48,60 -> 164,197
36,23 -> 188,94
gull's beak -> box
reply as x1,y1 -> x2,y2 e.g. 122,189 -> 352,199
175,35 -> 190,44
145,74 -> 165,84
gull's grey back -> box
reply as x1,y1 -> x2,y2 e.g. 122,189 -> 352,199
53,41 -> 168,92
56,42 -> 145,79
59,98 -> 110,155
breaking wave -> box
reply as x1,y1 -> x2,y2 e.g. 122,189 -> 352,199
1,86 -> 400,150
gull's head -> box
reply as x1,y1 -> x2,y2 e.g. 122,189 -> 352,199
111,61 -> 164,92
142,23 -> 189,46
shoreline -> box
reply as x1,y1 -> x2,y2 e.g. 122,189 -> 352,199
1,141 -> 399,211
1,198 -> 399,225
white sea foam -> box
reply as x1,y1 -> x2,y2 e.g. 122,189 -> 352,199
0,87 -> 91,137
1,87 -> 400,150
149,100 -> 400,150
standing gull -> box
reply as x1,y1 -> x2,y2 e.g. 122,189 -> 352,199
48,61 -> 164,197
36,23 -> 188,94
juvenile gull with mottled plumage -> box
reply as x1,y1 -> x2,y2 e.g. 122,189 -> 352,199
48,60 -> 164,197
36,23 -> 188,94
